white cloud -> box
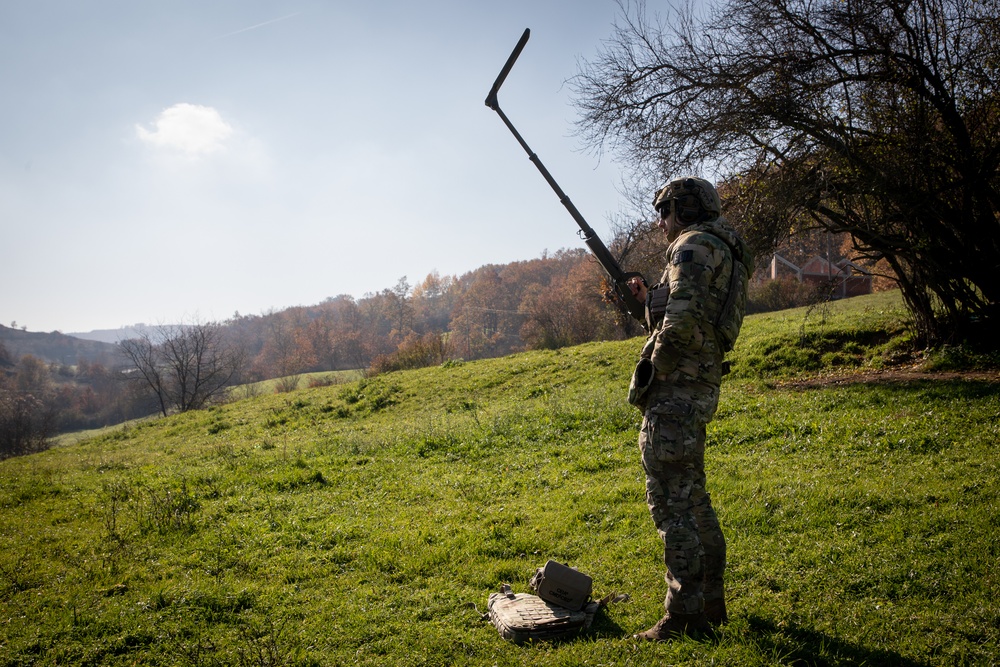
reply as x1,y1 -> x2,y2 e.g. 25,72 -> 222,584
136,103 -> 233,155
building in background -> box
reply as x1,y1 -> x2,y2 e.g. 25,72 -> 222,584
769,254 -> 873,299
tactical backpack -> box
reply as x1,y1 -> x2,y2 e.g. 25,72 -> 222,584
714,239 -> 752,353
481,561 -> 626,644
487,586 -> 601,644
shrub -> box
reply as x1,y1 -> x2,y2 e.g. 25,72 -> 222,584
0,391 -> 54,460
369,333 -> 449,375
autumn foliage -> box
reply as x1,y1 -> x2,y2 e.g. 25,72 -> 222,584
231,248 -> 631,381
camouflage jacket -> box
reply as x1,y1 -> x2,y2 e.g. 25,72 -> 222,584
641,216 -> 753,389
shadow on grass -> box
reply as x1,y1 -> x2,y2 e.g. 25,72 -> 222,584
745,615 -> 929,667
588,610 -> 626,640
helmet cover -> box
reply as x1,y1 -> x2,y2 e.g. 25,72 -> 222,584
653,177 -> 722,223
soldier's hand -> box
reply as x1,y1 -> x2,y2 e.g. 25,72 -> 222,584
628,276 -> 648,303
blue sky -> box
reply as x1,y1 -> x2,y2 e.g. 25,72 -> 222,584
1,0 -> 638,333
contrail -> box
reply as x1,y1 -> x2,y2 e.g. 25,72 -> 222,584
212,12 -> 301,40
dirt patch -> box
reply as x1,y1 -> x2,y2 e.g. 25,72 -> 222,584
778,367 -> 1000,389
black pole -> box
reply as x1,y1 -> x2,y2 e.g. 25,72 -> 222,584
484,29 -> 647,325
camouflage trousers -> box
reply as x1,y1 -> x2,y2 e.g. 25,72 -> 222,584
638,380 -> 725,615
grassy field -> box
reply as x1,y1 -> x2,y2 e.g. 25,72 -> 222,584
228,370 -> 367,399
2,291 -> 998,666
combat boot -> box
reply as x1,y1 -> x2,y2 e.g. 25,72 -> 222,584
634,612 -> 711,642
704,598 -> 728,625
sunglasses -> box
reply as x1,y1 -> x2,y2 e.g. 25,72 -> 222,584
656,199 -> 674,219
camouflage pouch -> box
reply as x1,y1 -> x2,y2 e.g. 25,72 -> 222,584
529,560 -> 593,611
628,357 -> 655,409
645,283 -> 670,331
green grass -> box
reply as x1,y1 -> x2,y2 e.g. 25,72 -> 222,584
229,370 -> 366,399
731,289 -> 917,377
2,291 -> 998,666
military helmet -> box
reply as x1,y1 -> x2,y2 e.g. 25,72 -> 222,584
652,176 -> 722,224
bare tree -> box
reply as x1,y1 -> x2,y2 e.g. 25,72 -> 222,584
387,276 -> 413,337
573,0 -> 1000,346
253,310 -> 316,393
119,322 -> 246,416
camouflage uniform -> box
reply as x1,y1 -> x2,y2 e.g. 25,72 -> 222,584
637,214 -> 750,616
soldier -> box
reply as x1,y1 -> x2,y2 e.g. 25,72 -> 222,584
627,177 -> 753,641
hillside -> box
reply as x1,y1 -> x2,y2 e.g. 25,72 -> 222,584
1,291 -> 998,666
66,325 -> 172,346
0,324 -> 119,366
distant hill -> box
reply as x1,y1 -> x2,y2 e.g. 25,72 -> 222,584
0,324 -> 119,366
66,325 -> 167,345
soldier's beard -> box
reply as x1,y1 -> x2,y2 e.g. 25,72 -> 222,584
663,217 -> 682,243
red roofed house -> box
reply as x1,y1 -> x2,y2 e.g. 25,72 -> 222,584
770,254 -> 873,299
